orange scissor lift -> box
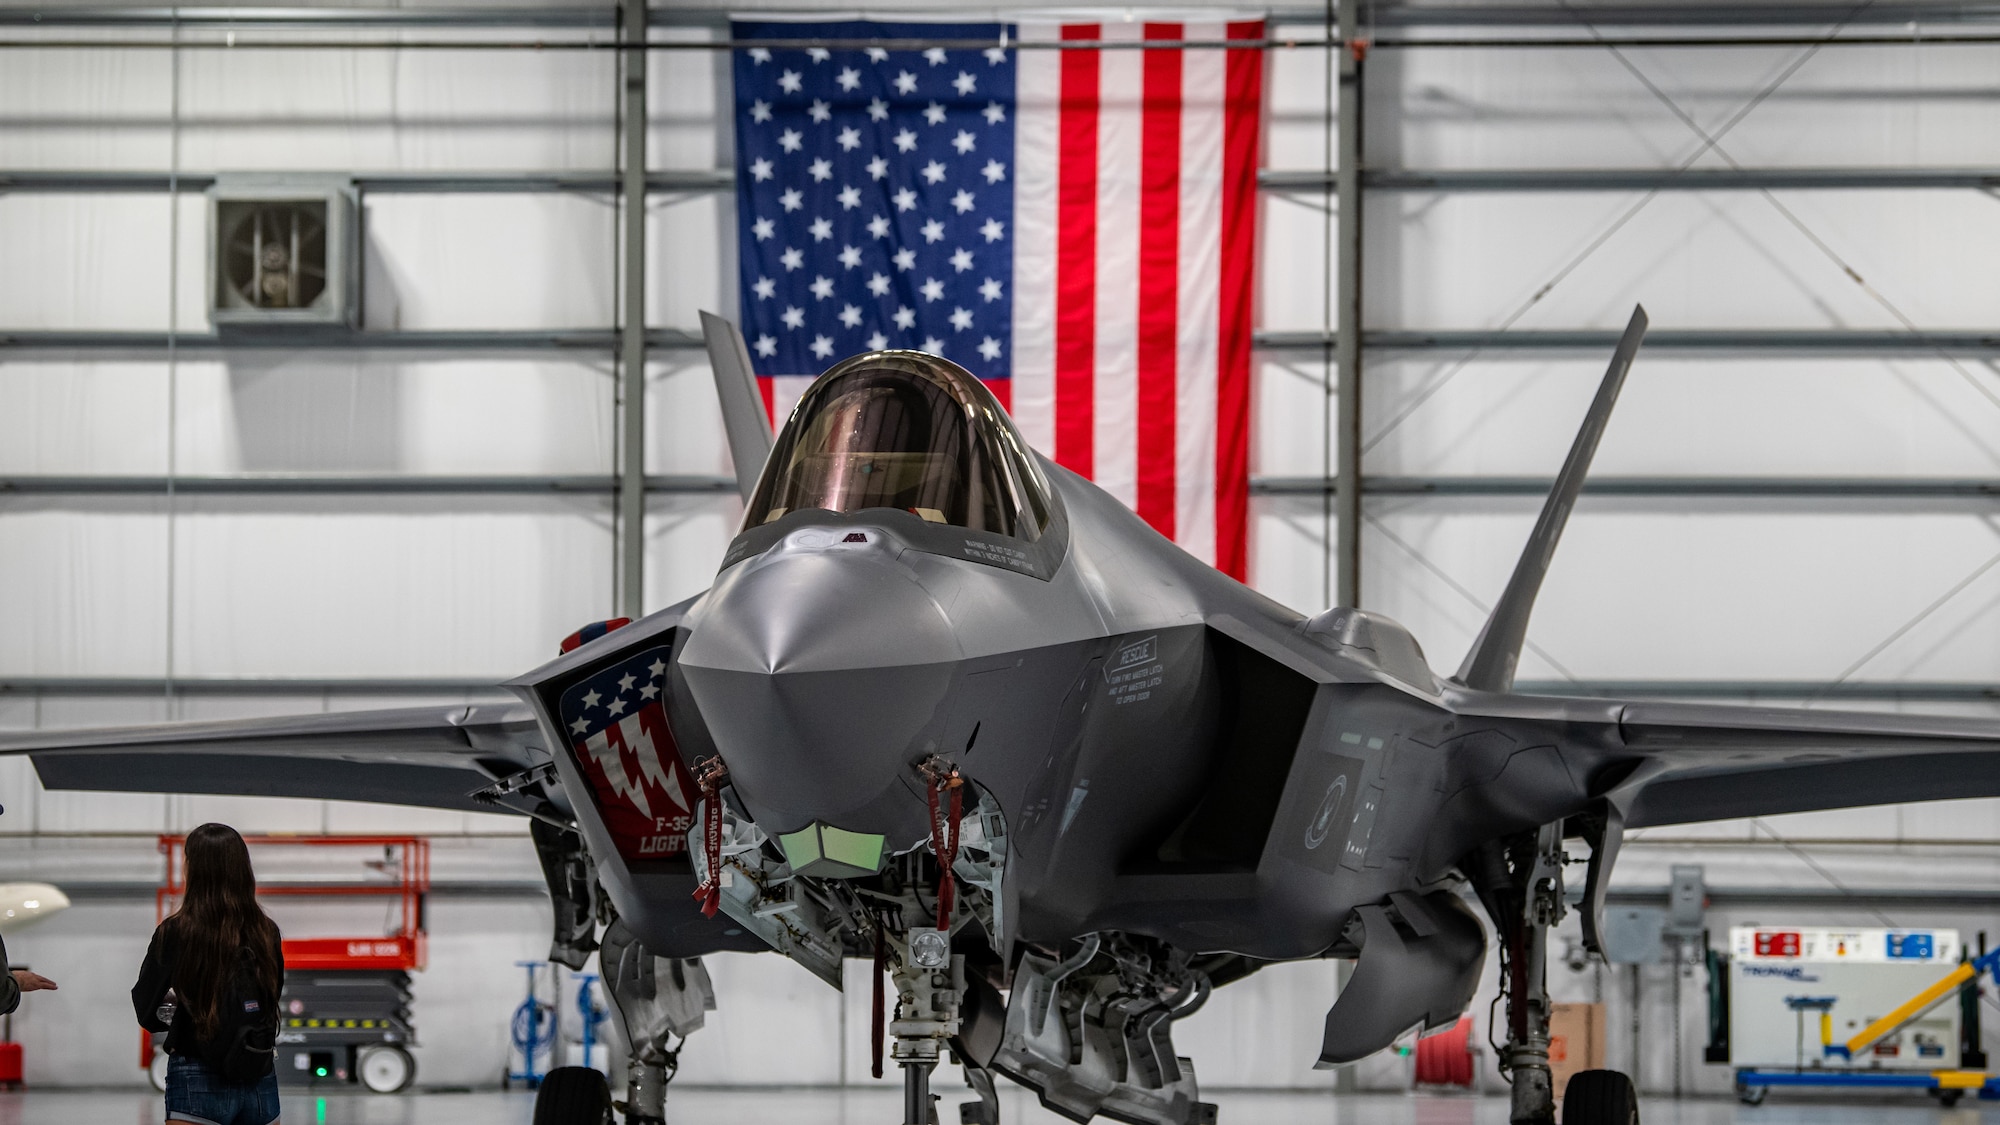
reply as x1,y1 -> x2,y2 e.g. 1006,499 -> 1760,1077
142,834 -> 429,1093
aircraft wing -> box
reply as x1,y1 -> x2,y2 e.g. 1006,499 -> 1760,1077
0,704 -> 548,816
1608,698 -> 2000,827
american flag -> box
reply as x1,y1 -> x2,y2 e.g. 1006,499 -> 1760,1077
732,20 -> 1263,579
558,645 -> 697,861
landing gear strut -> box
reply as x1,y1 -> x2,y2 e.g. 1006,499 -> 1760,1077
1473,823 -> 1641,1125
1471,822 -> 1565,1125
599,919 -> 714,1125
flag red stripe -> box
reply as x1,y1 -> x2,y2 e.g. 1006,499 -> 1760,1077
1216,22 -> 1262,582
980,377 -> 1012,413
1054,24 -> 1100,476
756,374 -> 776,425
1135,24 -> 1182,538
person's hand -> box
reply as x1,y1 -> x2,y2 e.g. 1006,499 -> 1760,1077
11,969 -> 55,992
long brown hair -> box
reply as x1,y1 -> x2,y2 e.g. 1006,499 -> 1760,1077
168,823 -> 282,1039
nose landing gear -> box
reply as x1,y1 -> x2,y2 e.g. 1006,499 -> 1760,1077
533,918 -> 714,1125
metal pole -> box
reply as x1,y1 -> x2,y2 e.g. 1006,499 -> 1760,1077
1333,2 -> 1364,608
617,0 -> 648,620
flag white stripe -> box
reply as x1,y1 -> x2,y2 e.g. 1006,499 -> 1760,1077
1175,23 -> 1226,567
1091,22 -> 1144,509
768,375 -> 817,436
1009,23 -> 1063,457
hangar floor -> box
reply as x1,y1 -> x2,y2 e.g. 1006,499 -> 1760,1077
0,1089 -> 1994,1123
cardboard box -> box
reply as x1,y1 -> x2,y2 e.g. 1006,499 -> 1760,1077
1550,1002 -> 1607,1099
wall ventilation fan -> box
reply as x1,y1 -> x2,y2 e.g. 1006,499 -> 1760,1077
208,178 -> 358,331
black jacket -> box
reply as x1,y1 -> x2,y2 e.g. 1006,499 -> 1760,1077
131,921 -> 284,1057
0,935 -> 16,1016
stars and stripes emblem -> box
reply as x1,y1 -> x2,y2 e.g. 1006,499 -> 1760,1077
559,646 -> 697,860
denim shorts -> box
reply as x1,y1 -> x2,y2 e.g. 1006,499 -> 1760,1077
166,1054 -> 281,1125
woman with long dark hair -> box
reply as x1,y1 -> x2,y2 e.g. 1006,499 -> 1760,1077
133,822 -> 285,1125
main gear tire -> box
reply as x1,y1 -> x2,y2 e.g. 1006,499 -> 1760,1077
533,1066 -> 612,1125
1561,1069 -> 1641,1125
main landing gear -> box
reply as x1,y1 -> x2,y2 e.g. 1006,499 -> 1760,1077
533,919 -> 714,1125
1472,823 -> 1641,1125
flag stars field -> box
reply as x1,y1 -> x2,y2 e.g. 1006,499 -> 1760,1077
733,20 -> 1017,382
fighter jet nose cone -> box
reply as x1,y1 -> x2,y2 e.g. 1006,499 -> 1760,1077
676,536 -> 962,837
680,543 -> 961,675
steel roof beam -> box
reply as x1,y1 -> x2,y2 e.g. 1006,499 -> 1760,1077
0,6 -> 615,28
0,170 -> 731,194
1253,476 -> 2000,499
0,328 -> 701,354
0,676 -> 509,695
1257,328 -> 2000,355
1275,167 -> 2000,192
0,474 -> 735,495
1359,2 -> 2000,26
10,328 -> 2000,356
11,167 -> 1996,196
7,473 -> 1988,502
1600,885 -> 2000,907
5,4 -> 1998,30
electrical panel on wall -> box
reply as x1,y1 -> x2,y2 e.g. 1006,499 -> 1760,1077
208,177 -> 359,332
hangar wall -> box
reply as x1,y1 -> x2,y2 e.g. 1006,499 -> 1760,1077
3,0 -> 2000,1098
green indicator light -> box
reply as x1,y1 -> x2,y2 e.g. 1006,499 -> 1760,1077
820,825 -> 885,873
778,827 -> 823,869
316,1067 -> 328,1076
779,823 -> 887,878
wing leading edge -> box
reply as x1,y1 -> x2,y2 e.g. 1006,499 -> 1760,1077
0,704 -> 546,816
1612,697 -> 2000,826
1459,688 -> 2000,827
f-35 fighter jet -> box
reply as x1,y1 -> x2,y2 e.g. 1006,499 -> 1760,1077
13,307 -> 2000,1125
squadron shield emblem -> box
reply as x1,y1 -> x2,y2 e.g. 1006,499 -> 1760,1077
559,645 -> 699,861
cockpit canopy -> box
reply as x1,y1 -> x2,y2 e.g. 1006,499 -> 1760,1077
742,352 -> 1055,542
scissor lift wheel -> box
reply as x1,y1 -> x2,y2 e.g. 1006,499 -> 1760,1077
358,1045 -> 415,1093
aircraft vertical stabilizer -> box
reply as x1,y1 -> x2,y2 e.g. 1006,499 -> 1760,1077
699,310 -> 775,501
1452,305 -> 1648,693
